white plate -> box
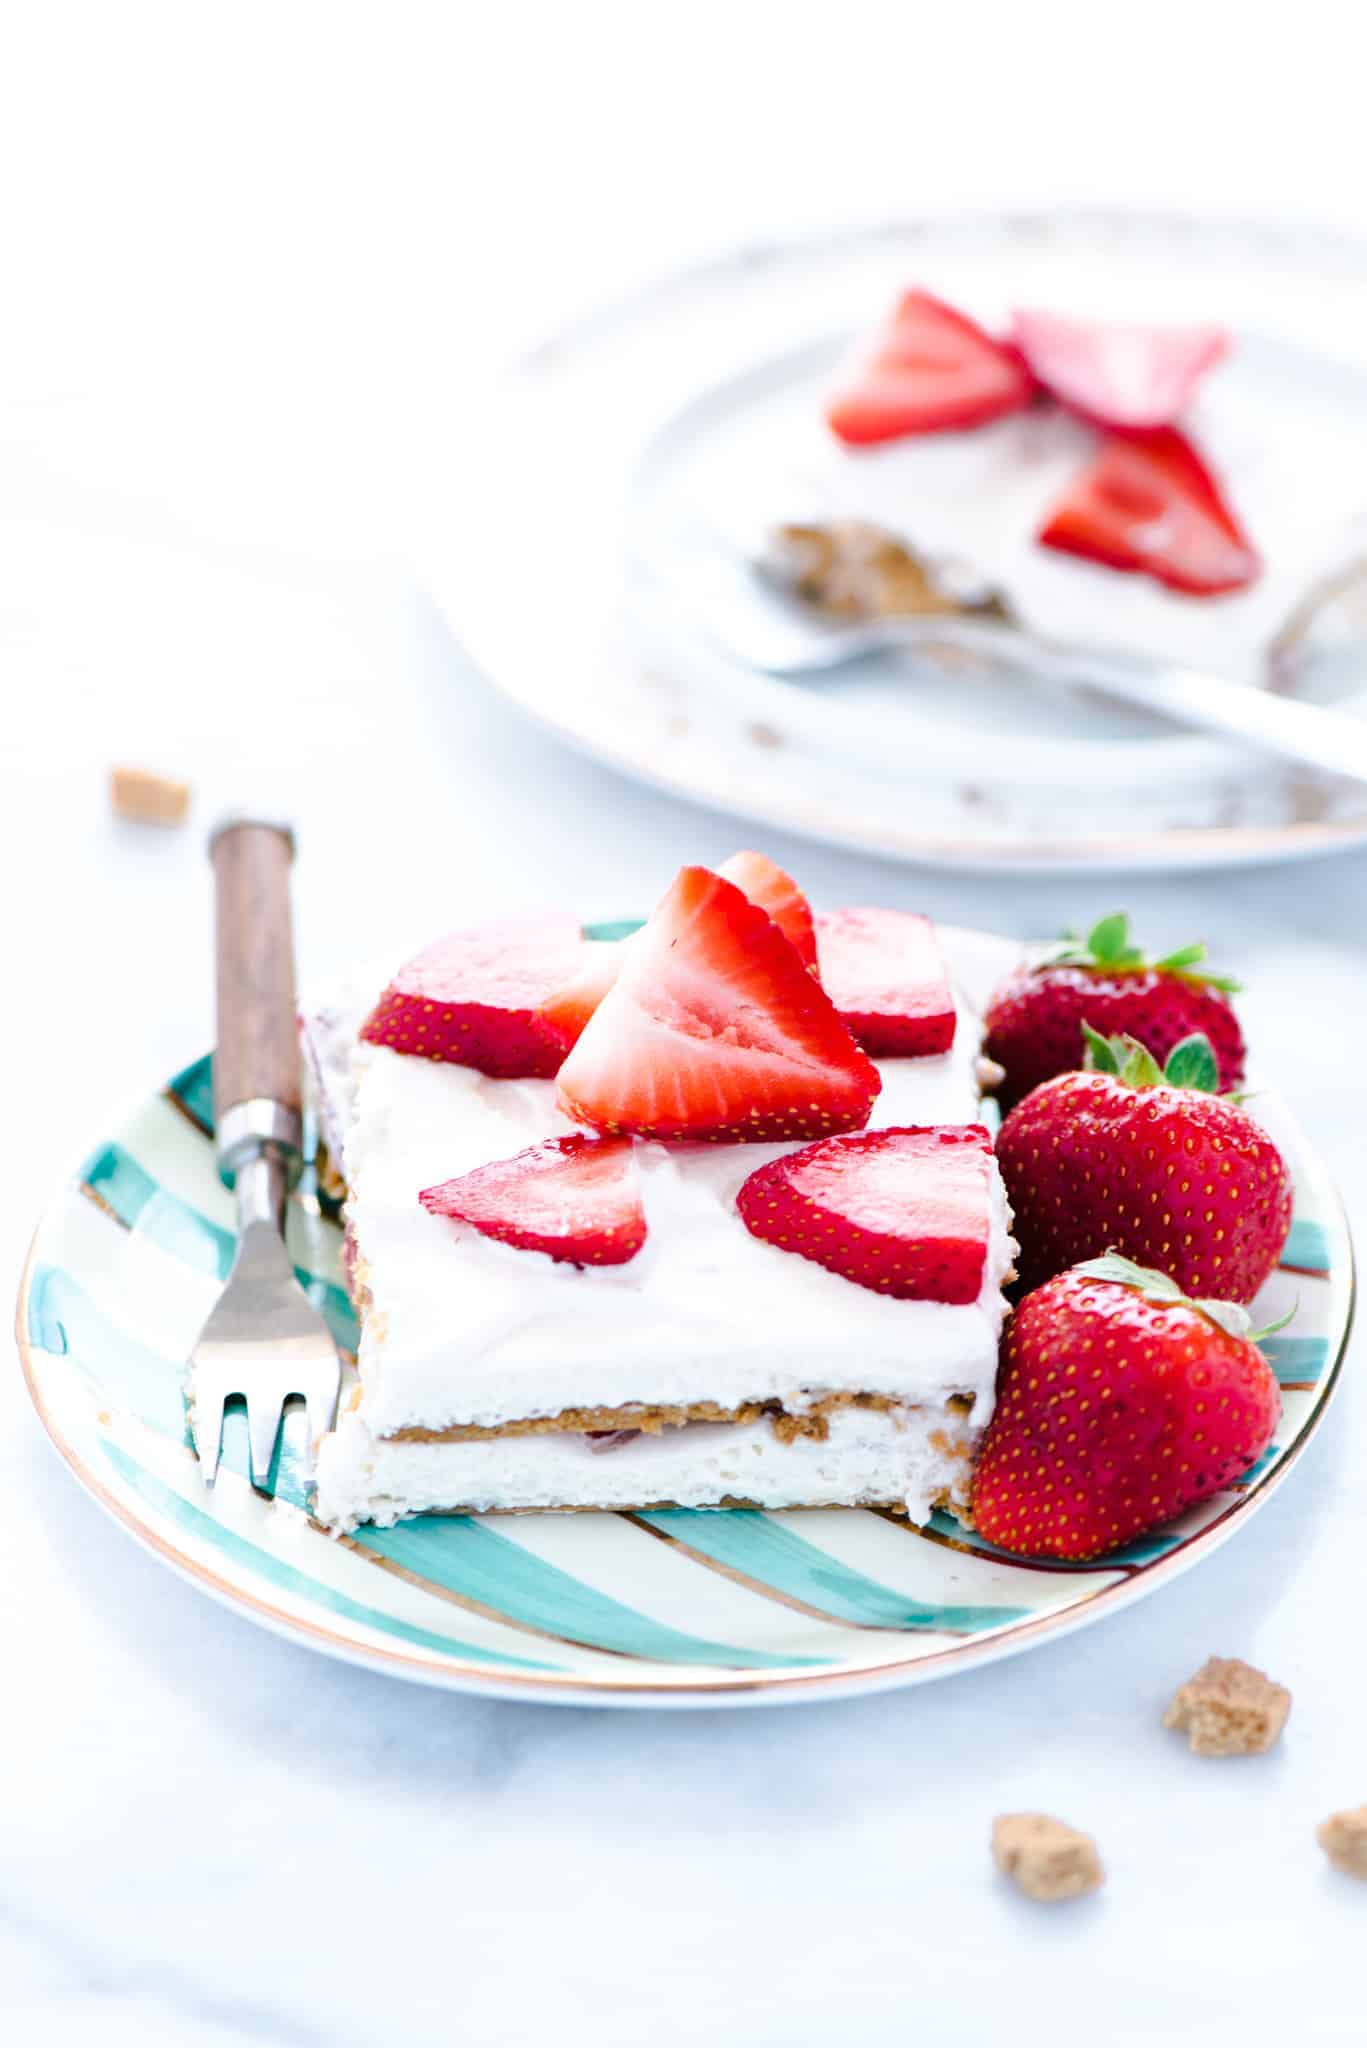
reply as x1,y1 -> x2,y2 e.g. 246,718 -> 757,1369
425,209 -> 1367,871
14,927 -> 1354,1707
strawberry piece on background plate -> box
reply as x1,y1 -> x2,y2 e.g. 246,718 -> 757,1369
361,917 -> 586,1077
826,288 -> 1034,447
557,865 -> 880,1143
815,909 -> 956,1057
716,849 -> 818,972
420,1133 -> 646,1266
737,1125 -> 993,1304
996,1028 -> 1292,1303
1037,426 -> 1260,595
1012,308 -> 1229,431
982,911 -> 1245,1113
971,1254 -> 1283,1561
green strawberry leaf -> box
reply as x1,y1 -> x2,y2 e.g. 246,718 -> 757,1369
1162,1033 -> 1221,1094
1086,912 -> 1131,963
1074,1254 -> 1294,1347
1040,916 -> 1240,989
1081,1021 -> 1120,1074
1153,942 -> 1208,973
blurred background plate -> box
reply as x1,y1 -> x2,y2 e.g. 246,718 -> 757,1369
425,209 -> 1367,872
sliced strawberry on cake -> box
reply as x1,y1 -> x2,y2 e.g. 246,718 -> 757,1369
1037,427 -> 1260,595
1012,309 -> 1229,432
737,1125 -> 994,1304
716,850 -> 818,972
815,909 -> 956,1056
420,1133 -> 646,1266
557,865 -> 880,1142
360,917 -> 587,1078
826,289 -> 1034,447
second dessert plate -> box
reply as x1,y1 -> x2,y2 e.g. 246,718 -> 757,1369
424,209 -> 1367,872
14,928 -> 1354,1708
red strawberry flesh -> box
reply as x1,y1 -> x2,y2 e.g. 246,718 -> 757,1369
737,1125 -> 993,1304
826,289 -> 1034,447
1012,309 -> 1229,431
972,1266 -> 1281,1561
556,865 -> 880,1143
1038,427 -> 1259,596
717,850 -> 818,972
815,909 -> 956,1056
419,1134 -> 646,1266
361,918 -> 586,1078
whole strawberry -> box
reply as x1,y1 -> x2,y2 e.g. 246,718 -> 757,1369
982,912 -> 1245,1112
996,1029 -> 1292,1304
971,1255 -> 1284,1561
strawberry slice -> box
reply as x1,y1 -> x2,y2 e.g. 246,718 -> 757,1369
716,850 -> 818,972
361,918 -> 586,1077
538,938 -> 626,1051
557,866 -> 880,1142
1037,427 -> 1259,595
737,1125 -> 993,1303
1012,309 -> 1229,431
419,1134 -> 646,1266
815,910 -> 956,1057
826,289 -> 1034,447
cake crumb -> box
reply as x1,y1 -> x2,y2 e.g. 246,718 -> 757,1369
110,765 -> 191,827
991,1813 -> 1104,1903
1318,1809 -> 1367,1878
1163,1656 -> 1291,1757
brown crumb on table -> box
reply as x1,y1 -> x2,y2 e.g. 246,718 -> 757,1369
1318,1809 -> 1367,1878
110,765 -> 192,827
991,1813 -> 1104,1903
1163,1656 -> 1291,1757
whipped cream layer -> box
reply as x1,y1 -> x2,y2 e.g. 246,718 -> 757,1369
317,984 -> 1013,1443
314,1398 -> 979,1531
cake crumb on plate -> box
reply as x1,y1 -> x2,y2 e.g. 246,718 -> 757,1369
110,765 -> 191,826
1163,1655 -> 1291,1757
991,1813 -> 1104,1903
1318,1809 -> 1367,1878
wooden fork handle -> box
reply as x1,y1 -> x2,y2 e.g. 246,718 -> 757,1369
210,819 -> 302,1177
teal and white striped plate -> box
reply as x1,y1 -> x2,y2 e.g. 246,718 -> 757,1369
14,989 -> 1354,1706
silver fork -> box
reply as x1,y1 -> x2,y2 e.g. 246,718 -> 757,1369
189,818 -> 341,1488
669,530 -> 1367,789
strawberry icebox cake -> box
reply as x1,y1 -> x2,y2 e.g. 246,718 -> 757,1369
303,854 -> 1296,1563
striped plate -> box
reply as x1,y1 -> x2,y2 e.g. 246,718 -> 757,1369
13,945 -> 1355,1706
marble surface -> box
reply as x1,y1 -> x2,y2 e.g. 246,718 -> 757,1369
6,8 -> 1367,2042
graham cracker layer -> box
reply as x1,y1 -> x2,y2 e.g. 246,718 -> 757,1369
386,1390 -> 974,1450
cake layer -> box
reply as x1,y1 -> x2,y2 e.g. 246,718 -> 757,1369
313,1397 -> 977,1531
331,996 -> 1012,1437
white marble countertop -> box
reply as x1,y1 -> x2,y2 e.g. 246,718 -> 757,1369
5,10 -> 1367,2043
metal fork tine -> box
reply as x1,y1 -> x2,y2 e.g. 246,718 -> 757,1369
195,1385 -> 227,1486
246,1395 -> 283,1488
305,1386 -> 335,1456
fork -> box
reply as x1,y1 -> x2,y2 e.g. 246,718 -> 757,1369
189,818 -> 341,1488
672,530 -> 1367,789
